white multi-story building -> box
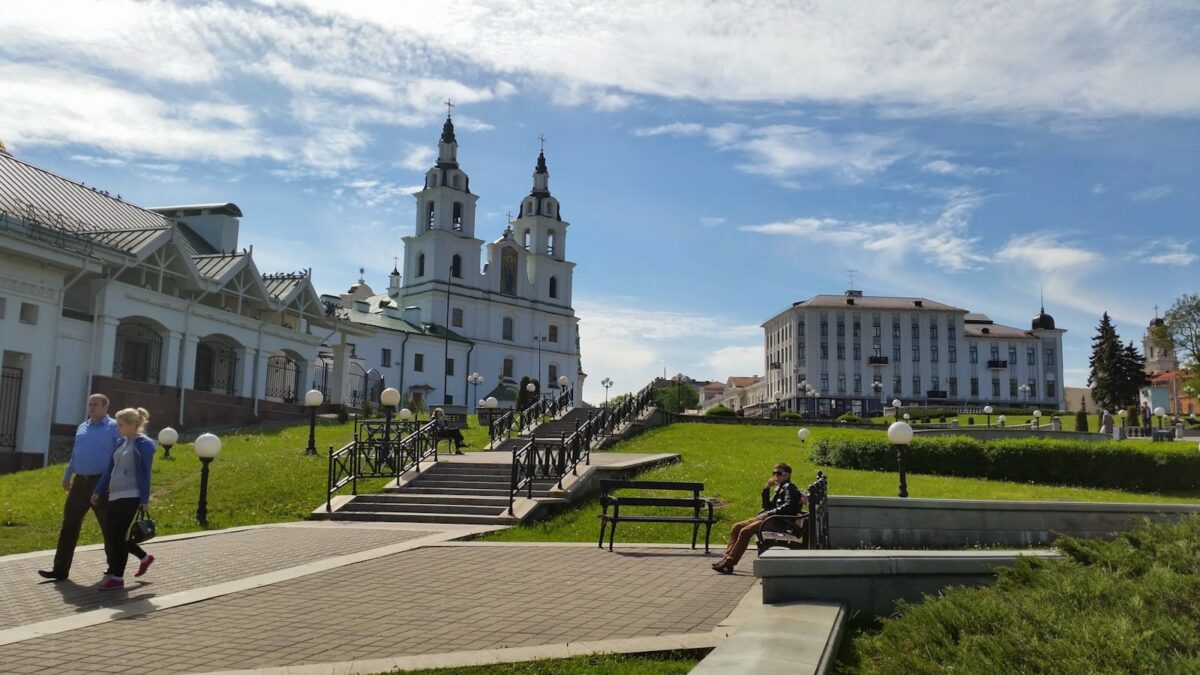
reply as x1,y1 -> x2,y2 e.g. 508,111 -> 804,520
761,290 -> 1066,415
323,114 -> 584,410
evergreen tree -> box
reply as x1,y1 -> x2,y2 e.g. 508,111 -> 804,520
1117,340 -> 1149,408
516,376 -> 540,410
1087,313 -> 1122,411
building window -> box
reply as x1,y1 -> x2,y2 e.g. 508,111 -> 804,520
853,374 -> 862,394
873,315 -> 881,337
1008,346 -> 1017,364
451,308 -> 463,327
0,297 -> 5,319
503,358 -> 514,377
522,229 -> 531,251
1009,378 -> 1018,397
992,378 -> 1001,397
893,345 -> 901,361
1027,378 -> 1037,399
798,319 -> 805,336
969,344 -> 978,364
349,343 -> 358,358
853,344 -> 862,360
929,321 -> 938,339
549,276 -> 558,299
948,377 -> 958,396
452,202 -> 463,231
970,377 -> 979,397
911,322 -> 919,340
381,349 -> 391,367
912,346 -> 920,362
852,321 -> 861,338
502,317 -> 514,341
912,376 -> 920,395
820,373 -> 829,392
949,345 -> 957,363
549,325 -> 559,342
113,320 -> 163,384
414,353 -> 424,372
820,321 -> 828,337
451,254 -> 462,278
417,253 -> 426,277
546,230 -> 556,256
892,375 -> 901,395
18,302 -> 37,325
873,344 -> 882,357
798,340 -> 806,364
990,345 -> 1000,360
446,358 -> 455,376
1027,347 -> 1036,366
930,346 -> 938,362
837,374 -> 846,393
426,202 -> 435,230
820,343 -> 828,360
837,343 -> 845,360
548,364 -> 558,382
1047,380 -> 1057,398
892,321 -> 901,339
1045,348 -> 1056,366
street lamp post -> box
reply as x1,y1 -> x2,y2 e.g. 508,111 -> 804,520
380,387 -> 401,463
888,420 -> 914,498
797,428 -> 810,444
984,405 -> 994,429
773,392 -> 783,418
194,433 -> 222,526
810,389 -> 820,417
998,414 -> 1007,428
601,377 -> 613,406
558,375 -> 571,404
468,373 -> 484,410
304,389 -> 323,455
892,398 -> 902,424
1155,406 -> 1166,432
872,381 -> 883,416
157,426 -> 178,460
1033,409 -> 1043,431
534,335 -> 547,386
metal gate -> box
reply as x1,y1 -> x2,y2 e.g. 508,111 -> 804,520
347,362 -> 366,408
113,321 -> 162,384
312,356 -> 333,397
194,341 -> 238,396
0,366 -> 22,450
266,355 -> 299,403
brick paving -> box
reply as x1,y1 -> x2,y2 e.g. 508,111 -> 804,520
0,525 -> 427,630
0,545 -> 754,673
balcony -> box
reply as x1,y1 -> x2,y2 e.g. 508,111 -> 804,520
867,356 -> 889,365
987,359 -> 1007,369
926,390 -> 948,399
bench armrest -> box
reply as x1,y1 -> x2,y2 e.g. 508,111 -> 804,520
756,512 -> 807,537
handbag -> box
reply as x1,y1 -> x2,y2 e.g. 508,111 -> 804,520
128,506 -> 157,544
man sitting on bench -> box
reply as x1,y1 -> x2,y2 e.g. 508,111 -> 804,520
712,462 -> 805,575
431,408 -> 469,454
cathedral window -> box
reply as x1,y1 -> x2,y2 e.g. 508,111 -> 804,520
546,230 -> 556,256
502,317 -> 514,341
549,276 -> 558,299
500,248 -> 518,294
426,202 -> 435,230
452,203 -> 463,231
549,325 -> 559,342
525,201 -> 533,216
451,254 -> 462,278
451,308 -> 463,327
503,358 -> 514,377
549,364 -> 558,383
417,253 -> 426,277
522,229 -> 531,252
414,353 -> 424,372
453,174 -> 461,189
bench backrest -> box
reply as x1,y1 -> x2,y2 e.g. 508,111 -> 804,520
600,479 -> 704,495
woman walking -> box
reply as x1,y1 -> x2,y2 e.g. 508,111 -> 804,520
91,407 -> 156,591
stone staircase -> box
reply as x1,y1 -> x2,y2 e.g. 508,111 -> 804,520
332,462 -> 563,525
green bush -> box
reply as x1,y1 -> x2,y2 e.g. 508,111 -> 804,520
847,517 -> 1200,673
837,412 -> 863,423
810,434 -> 1200,492
360,401 -> 374,419
966,416 -> 975,425
779,411 -> 803,420
704,405 -> 735,417
1075,411 -> 1088,432
335,405 -> 349,424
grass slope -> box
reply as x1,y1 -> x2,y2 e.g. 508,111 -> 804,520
0,416 -> 494,557
484,423 -> 1200,545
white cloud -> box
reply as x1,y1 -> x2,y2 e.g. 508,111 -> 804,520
398,143 -> 435,171
634,123 -> 706,137
1130,185 -> 1172,202
702,346 -> 763,378
1092,183 -> 1108,194
1139,239 -> 1197,266
343,179 -> 422,208
921,159 -> 997,178
995,233 -> 1101,271
699,216 -> 726,228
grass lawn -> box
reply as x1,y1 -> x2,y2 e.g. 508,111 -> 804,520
383,651 -> 701,674
484,423 -> 1200,545
0,415 -> 495,557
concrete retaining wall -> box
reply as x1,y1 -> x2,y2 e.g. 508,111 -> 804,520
828,495 -> 1200,548
755,549 -> 1061,616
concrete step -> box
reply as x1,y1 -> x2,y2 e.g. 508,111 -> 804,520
371,492 -> 512,507
331,511 -> 515,525
421,465 -> 513,476
409,479 -> 517,491
341,501 -> 506,515
414,472 -> 514,483
400,486 -> 559,498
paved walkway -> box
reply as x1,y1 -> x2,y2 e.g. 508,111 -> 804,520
0,524 -> 755,674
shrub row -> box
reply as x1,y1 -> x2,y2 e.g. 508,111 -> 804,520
810,434 -> 1200,492
847,517 -> 1200,673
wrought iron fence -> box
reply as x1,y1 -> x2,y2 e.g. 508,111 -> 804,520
112,321 -> 163,384
327,416 -> 439,511
194,341 -> 238,396
0,366 -> 21,450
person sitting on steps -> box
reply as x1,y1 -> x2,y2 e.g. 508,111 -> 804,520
712,462 -> 805,575
432,408 -> 469,454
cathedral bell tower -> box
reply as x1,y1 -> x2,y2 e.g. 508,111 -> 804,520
508,142 -> 574,306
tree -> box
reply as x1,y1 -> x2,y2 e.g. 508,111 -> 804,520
1163,293 -> 1200,370
516,376 -> 540,410
1088,313 -> 1122,411
653,382 -> 699,413
1116,341 -> 1149,408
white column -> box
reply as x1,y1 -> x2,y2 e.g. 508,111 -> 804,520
240,348 -> 260,400
92,316 -> 120,377
179,335 -> 200,392
162,330 -> 183,389
331,343 -> 350,405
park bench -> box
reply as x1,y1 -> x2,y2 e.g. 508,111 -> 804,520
597,480 -> 717,552
754,471 -> 831,552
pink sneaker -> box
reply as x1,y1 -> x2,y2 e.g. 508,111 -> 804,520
134,554 -> 155,578
98,577 -> 125,591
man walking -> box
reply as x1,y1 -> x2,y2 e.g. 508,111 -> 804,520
38,393 -> 121,581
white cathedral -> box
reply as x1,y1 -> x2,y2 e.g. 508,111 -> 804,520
322,113 -> 584,410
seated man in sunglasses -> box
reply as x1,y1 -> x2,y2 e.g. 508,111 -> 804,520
712,462 -> 805,575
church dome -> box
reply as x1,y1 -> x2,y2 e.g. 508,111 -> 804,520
1031,310 -> 1055,330
1150,316 -> 1166,327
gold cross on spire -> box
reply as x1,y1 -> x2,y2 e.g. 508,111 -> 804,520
539,133 -> 546,152
445,98 -> 454,117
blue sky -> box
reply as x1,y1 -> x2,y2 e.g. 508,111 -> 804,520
2,1 -> 1198,402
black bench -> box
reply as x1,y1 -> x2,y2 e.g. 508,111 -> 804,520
597,480 -> 717,552
754,471 -> 830,552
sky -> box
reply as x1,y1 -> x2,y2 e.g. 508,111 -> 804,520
2,1 -> 1198,403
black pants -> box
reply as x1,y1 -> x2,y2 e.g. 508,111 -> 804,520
435,428 -> 466,448
103,497 -> 147,578
52,475 -> 107,576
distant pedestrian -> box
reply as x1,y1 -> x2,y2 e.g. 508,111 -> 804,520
92,407 -> 157,591
38,394 -> 121,582
1142,403 -> 1152,435
432,408 -> 468,454
1101,410 -> 1113,435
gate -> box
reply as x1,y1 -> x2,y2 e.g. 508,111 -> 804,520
113,321 -> 162,384
312,356 -> 333,397
266,355 -> 299,403
195,341 -> 238,396
347,362 -> 366,408
0,366 -> 22,450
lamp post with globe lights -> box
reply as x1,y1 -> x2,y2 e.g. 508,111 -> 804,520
984,405 -> 994,429
157,426 -> 178,460
1033,409 -> 1043,431
773,392 -> 783,418
380,387 -> 401,462
601,377 -> 613,406
304,389 -> 324,455
998,414 -> 1007,428
797,428 -> 810,444
892,398 -> 902,424
888,420 -> 914,498
558,375 -> 571,403
193,433 -> 221,526
468,373 -> 484,411
1155,406 -> 1166,432
871,381 -> 884,415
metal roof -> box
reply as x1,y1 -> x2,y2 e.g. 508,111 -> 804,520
790,294 -> 967,312
263,273 -> 309,303
193,253 -> 248,281
331,295 -> 472,344
964,322 -> 1037,340
150,203 -> 243,217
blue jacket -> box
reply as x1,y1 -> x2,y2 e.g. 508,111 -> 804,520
94,435 -> 156,504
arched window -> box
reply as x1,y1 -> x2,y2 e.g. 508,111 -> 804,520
502,317 -> 514,341
113,320 -> 163,384
503,358 -> 514,378
548,364 -> 558,383
417,253 -> 425,277
549,325 -> 559,343
525,201 -> 533,216
451,254 -> 462,278
452,202 -> 463,231
451,308 -> 463,327
549,276 -> 558,299
500,248 -> 517,295
521,229 -> 530,252
426,202 -> 435,230
546,230 -> 556,256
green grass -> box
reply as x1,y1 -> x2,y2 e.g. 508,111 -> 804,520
484,423 -> 1200,545
839,516 -> 1200,673
0,415 -> 494,557
382,651 -> 701,674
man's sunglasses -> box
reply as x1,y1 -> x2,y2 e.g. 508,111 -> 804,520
772,471 -> 786,476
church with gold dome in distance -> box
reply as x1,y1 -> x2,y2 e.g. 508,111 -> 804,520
322,111 -> 584,411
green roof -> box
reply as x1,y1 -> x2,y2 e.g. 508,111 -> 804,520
331,294 -> 473,345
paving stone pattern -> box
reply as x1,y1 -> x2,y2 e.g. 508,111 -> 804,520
0,545 -> 754,673
0,526 -> 427,630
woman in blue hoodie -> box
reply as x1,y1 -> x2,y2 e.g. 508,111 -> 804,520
92,407 -> 156,591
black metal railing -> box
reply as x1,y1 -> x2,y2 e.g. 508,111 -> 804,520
327,415 -> 439,511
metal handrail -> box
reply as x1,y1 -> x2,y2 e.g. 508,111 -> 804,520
327,416 -> 437,511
